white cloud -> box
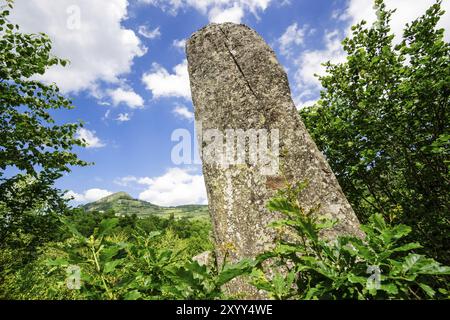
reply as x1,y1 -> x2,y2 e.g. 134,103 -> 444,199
172,38 -> 187,50
9,0 -> 146,93
342,0 -> 450,41
65,188 -> 113,203
279,22 -> 307,57
139,0 -> 272,23
114,175 -> 138,186
76,128 -> 105,148
137,168 -> 207,206
142,59 -> 191,99
102,110 -> 111,121
137,177 -> 153,185
108,88 -> 144,108
277,0 -> 291,7
294,97 -> 318,110
290,1 -> 450,104
114,175 -> 156,187
188,0 -> 271,15
209,3 -> 244,23
137,0 -> 183,14
116,113 -> 131,122
172,104 -> 194,121
294,30 -> 346,94
138,25 -> 161,39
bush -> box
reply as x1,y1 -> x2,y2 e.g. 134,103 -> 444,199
38,215 -> 249,300
248,183 -> 450,299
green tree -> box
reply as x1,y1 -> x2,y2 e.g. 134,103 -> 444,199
301,0 -> 449,263
0,0 -> 87,249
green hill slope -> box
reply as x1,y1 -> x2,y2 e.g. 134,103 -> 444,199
82,192 -> 209,221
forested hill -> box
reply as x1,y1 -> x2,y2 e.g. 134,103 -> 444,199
81,192 -> 209,220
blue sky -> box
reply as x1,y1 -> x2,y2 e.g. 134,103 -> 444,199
9,0 -> 450,205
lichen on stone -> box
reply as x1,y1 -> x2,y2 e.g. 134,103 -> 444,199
187,22 -> 362,298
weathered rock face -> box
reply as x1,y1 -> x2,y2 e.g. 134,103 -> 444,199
186,23 -> 362,298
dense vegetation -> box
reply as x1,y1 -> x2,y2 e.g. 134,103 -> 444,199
82,191 -> 209,220
0,208 -> 215,299
301,0 -> 449,265
0,0 -> 86,286
0,0 -> 448,300
248,182 -> 449,299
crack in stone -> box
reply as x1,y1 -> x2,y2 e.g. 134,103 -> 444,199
218,26 -> 260,102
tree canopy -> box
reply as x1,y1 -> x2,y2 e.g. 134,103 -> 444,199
0,0 -> 87,247
301,0 -> 449,264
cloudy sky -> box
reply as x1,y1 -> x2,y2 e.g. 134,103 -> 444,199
9,0 -> 450,206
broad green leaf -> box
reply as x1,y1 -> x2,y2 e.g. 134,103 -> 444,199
381,283 -> 398,295
98,218 -> 119,236
418,283 -> 435,298
103,259 -> 122,273
123,290 -> 142,300
45,258 -> 69,266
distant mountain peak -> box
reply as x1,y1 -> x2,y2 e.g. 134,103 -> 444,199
81,191 -> 209,220
100,191 -> 133,202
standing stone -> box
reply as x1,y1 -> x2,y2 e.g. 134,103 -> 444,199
186,23 -> 362,298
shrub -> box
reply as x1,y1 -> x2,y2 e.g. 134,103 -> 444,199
248,183 -> 450,299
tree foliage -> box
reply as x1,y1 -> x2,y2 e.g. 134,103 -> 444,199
300,0 -> 449,263
0,0 -> 87,248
